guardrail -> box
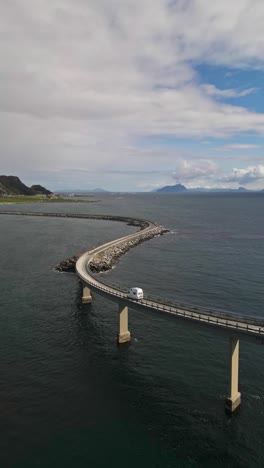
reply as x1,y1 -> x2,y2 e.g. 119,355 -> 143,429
85,277 -> 264,337
3,210 -> 262,337
89,273 -> 264,328
70,212 -> 264,339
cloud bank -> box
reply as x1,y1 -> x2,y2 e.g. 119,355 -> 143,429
221,165 -> 264,184
1,0 -> 264,190
172,159 -> 218,182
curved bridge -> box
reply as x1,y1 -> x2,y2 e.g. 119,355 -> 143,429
1,210 -> 263,413
76,219 -> 264,343
75,214 -> 264,414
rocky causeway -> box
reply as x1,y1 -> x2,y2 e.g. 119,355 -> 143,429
88,224 -> 168,273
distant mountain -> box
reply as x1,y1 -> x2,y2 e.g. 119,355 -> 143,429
155,184 -> 187,193
237,187 -> 248,192
153,184 -> 256,193
190,186 -> 249,193
88,188 -> 109,193
0,175 -> 52,196
58,188 -> 110,194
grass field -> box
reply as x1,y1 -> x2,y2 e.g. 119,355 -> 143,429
0,196 -> 99,204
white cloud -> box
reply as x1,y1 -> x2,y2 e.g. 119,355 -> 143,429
169,159 -> 264,189
172,159 -> 218,181
201,84 -> 257,98
221,164 -> 264,184
1,1 -> 264,189
221,144 -> 260,150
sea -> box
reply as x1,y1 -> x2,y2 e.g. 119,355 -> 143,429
0,193 -> 264,467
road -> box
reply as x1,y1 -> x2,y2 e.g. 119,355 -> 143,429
76,222 -> 264,343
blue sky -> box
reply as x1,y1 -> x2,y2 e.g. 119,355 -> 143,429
1,0 -> 264,191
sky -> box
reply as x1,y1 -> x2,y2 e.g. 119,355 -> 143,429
1,0 -> 264,192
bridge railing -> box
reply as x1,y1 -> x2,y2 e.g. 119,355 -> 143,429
87,272 -> 264,331
88,278 -> 264,336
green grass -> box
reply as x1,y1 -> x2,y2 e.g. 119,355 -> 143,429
0,196 -> 99,203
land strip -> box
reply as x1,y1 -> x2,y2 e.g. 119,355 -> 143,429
0,196 -> 98,203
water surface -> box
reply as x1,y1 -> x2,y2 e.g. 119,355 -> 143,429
1,193 -> 264,467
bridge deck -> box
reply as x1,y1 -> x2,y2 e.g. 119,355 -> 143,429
2,211 -> 262,341
76,231 -> 264,343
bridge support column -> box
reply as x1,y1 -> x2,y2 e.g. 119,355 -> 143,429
118,304 -> 130,344
82,286 -> 92,304
225,337 -> 241,413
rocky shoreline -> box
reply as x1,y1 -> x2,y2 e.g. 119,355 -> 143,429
89,225 -> 168,273
55,255 -> 79,273
55,224 -> 169,273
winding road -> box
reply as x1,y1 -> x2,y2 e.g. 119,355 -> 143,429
1,210 -> 263,342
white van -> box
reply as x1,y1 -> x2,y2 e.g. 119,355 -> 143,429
127,287 -> 144,300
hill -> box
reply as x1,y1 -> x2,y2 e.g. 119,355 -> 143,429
0,176 -> 52,196
30,184 -> 52,195
155,183 -> 188,193
154,184 -> 257,193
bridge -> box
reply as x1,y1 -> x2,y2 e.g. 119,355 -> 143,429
75,217 -> 264,414
1,210 -> 264,413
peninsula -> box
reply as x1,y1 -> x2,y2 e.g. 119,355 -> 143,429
0,175 -> 98,203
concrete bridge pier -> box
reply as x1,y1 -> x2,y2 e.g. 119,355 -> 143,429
225,337 -> 241,413
118,303 -> 131,344
82,286 -> 92,304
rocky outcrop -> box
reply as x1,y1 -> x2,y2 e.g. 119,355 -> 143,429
55,255 -> 79,272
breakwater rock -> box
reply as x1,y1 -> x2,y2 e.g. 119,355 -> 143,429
89,225 -> 169,273
0,211 -> 149,230
55,225 -> 169,273
55,255 -> 79,272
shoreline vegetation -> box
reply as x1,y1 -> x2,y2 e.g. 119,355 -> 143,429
0,211 -> 169,272
0,195 -> 99,203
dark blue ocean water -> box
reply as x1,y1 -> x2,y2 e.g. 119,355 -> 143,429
0,193 -> 264,467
